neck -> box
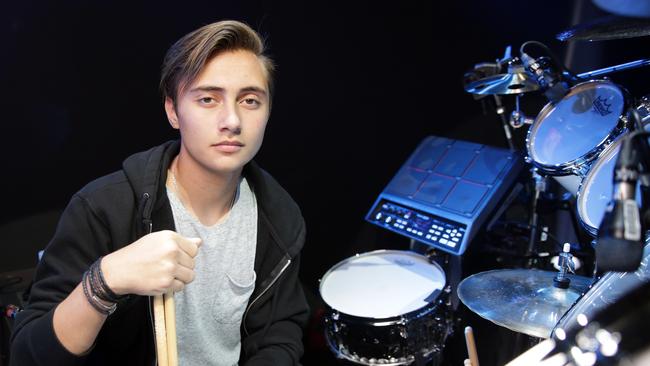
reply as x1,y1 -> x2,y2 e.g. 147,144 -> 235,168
168,151 -> 241,226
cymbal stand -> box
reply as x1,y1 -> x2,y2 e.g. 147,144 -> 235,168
576,58 -> 650,80
493,95 -> 516,151
508,94 -> 534,129
526,170 -> 547,267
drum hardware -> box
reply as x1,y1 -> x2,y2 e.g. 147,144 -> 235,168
494,95 -> 516,151
519,41 -> 575,105
457,245 -> 593,339
464,58 -> 540,96
525,171 -> 548,264
575,59 -> 650,80
464,52 -> 538,151
508,94 -> 535,129
462,46 -> 541,151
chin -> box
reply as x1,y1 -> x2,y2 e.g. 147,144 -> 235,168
206,158 -> 249,175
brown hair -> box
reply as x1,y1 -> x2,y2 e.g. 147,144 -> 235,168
160,20 -> 274,104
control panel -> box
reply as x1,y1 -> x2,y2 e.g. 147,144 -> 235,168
368,199 -> 467,253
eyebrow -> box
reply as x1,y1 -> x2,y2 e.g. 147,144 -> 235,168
188,85 -> 268,97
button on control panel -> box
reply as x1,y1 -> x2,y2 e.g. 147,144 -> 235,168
367,199 -> 467,254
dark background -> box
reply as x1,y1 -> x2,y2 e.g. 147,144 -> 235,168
1,0 -> 650,365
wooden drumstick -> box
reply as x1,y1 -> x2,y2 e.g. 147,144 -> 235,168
464,326 -> 480,366
164,292 -> 178,366
153,294 -> 169,366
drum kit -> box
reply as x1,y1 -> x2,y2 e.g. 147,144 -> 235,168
318,14 -> 650,366
459,33 -> 650,364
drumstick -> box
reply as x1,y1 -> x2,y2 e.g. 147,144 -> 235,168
153,294 -> 169,366
164,292 -> 178,366
464,326 -> 480,366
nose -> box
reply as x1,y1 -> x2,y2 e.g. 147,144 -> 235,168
218,102 -> 242,134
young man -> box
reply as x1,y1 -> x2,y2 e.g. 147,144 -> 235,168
10,20 -> 309,365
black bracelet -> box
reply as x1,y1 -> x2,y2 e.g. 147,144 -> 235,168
96,257 -> 124,301
81,270 -> 116,316
89,259 -> 113,303
87,260 -> 106,301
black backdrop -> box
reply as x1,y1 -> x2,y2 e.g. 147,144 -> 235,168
2,0 -> 650,364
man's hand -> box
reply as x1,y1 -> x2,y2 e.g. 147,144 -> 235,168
101,230 -> 202,296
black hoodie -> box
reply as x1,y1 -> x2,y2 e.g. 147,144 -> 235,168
10,140 -> 310,365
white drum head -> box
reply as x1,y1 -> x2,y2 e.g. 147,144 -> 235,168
319,250 -> 446,319
528,81 -> 625,172
578,118 -> 650,235
577,140 -> 623,234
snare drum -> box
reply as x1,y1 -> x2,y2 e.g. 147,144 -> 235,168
526,80 -> 628,177
319,250 -> 452,365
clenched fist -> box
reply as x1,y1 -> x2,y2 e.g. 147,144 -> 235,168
101,230 -> 202,296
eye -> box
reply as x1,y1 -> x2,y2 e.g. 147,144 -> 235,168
198,97 -> 215,105
242,98 -> 260,106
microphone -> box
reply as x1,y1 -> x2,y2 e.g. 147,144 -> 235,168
520,52 -> 568,103
596,132 -> 644,272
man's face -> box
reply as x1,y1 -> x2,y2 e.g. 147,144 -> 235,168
165,49 -> 270,176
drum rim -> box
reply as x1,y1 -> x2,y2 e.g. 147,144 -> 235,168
319,249 -> 447,319
525,79 -> 629,175
575,134 -> 624,236
576,105 -> 650,236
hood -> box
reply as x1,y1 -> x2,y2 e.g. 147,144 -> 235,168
122,140 -> 179,212
119,140 -> 304,257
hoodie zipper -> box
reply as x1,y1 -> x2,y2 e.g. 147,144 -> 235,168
138,192 -> 158,366
242,256 -> 291,336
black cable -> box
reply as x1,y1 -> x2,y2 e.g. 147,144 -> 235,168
519,40 -> 577,79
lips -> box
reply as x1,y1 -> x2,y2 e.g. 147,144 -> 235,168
213,140 -> 244,153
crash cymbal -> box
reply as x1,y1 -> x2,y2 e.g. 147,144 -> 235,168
557,15 -> 650,42
457,269 -> 592,338
464,62 -> 539,95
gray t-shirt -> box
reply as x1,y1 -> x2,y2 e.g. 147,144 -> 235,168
167,177 -> 257,366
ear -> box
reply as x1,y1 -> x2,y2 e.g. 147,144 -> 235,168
164,97 -> 180,129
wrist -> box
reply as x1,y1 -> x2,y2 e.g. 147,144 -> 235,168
100,254 -> 128,297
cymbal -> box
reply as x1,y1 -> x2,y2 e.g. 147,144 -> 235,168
556,15 -> 650,42
464,63 -> 539,95
457,269 -> 592,338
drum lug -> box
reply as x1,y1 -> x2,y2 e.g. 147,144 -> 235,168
574,164 -> 591,177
